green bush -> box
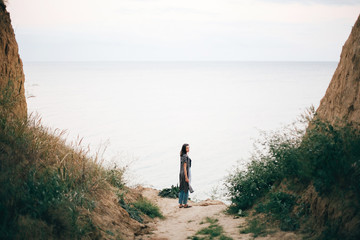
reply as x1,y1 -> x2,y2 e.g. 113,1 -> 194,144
158,185 -> 180,198
117,194 -> 163,223
226,108 -> 360,239
255,191 -> 299,231
299,118 -> 360,195
117,195 -> 144,223
226,108 -> 360,214
132,198 -> 163,219
225,156 -> 283,213
225,110 -> 306,212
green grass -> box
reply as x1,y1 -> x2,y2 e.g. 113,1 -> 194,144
197,224 -> 223,237
117,194 -> 144,223
132,198 -> 164,219
240,218 -> 267,237
189,217 -> 233,240
204,217 -> 219,224
255,191 -> 299,231
218,235 -> 233,240
117,193 -> 164,223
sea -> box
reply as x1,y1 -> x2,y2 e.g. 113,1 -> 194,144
23,61 -> 337,202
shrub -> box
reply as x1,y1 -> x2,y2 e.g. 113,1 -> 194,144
117,194 -> 144,223
132,198 -> 163,219
226,108 -> 360,212
225,108 -> 307,212
158,185 -> 180,198
226,108 -> 360,239
117,193 -> 163,223
299,118 -> 360,195
255,191 -> 299,231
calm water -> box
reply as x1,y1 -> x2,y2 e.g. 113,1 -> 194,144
24,61 -> 337,201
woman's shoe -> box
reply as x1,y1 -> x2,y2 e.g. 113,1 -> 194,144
183,204 -> 192,208
179,204 -> 183,208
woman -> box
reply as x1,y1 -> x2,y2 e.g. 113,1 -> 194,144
179,143 -> 192,208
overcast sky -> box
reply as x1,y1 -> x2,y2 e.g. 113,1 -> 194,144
6,0 -> 360,62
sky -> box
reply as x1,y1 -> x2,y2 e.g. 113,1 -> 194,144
6,0 -> 360,62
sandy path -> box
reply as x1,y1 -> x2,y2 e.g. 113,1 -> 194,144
136,188 -> 301,240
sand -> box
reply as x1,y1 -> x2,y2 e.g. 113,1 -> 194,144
135,188 -> 302,240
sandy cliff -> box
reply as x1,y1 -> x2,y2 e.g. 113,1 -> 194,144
316,14 -> 360,126
0,1 -> 27,119
306,14 -> 360,238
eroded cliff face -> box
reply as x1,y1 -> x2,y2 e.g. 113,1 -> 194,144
316,15 -> 360,126
0,1 -> 27,119
309,15 -> 360,238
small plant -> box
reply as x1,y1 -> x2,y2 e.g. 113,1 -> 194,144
204,217 -> 218,224
104,166 -> 125,189
197,224 -> 222,237
132,198 -> 164,219
158,185 -> 180,198
219,235 -> 233,240
240,217 -> 267,237
190,217 -> 233,240
116,193 -> 163,223
255,191 -> 299,231
117,194 -> 144,223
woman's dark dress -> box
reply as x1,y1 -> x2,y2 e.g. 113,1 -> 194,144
179,154 -> 191,192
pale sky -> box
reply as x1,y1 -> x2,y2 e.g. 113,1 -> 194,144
6,0 -> 360,62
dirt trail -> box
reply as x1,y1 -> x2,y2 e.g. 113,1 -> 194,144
136,188 -> 301,240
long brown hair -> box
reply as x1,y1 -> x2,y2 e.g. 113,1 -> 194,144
180,143 -> 189,156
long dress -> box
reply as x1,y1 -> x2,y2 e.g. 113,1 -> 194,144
179,153 -> 191,192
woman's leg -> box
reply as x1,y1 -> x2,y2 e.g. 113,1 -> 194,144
179,190 -> 184,204
183,190 -> 189,205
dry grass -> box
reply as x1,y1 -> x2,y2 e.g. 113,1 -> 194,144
0,80 -> 161,239
0,108 -> 149,239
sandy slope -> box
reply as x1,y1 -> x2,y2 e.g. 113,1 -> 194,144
136,188 -> 301,240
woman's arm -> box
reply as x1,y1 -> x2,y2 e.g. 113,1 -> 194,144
184,162 -> 189,183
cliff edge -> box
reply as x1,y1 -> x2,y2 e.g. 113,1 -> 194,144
0,0 -> 27,119
316,14 -> 360,126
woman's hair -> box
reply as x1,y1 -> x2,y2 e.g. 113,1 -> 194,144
180,143 -> 189,156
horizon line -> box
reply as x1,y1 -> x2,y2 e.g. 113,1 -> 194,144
23,60 -> 339,63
